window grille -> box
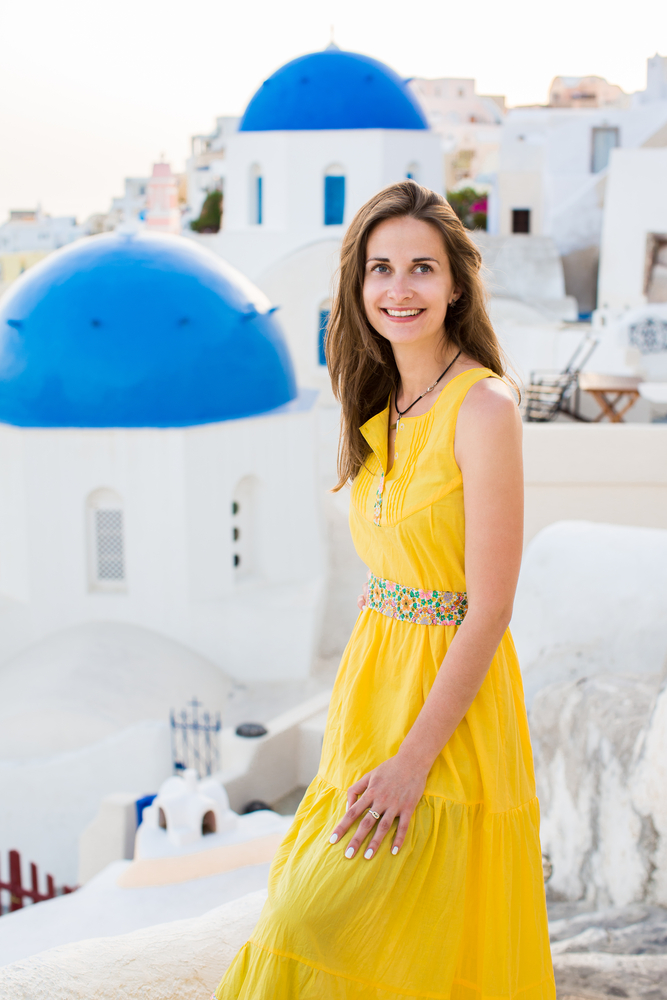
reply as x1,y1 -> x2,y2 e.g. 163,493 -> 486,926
95,509 -> 125,581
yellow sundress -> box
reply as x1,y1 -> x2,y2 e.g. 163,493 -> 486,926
215,368 -> 555,1000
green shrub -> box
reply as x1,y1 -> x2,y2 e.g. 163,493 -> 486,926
190,190 -> 222,233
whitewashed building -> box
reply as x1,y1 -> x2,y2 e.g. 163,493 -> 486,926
409,76 -> 506,192
0,208 -> 84,253
496,55 -> 667,313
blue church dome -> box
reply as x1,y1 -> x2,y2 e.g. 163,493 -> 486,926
0,231 -> 297,428
239,47 -> 428,132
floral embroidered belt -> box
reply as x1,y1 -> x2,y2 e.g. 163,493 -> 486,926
366,573 -> 467,626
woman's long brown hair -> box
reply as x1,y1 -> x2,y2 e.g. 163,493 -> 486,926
326,180 -> 513,491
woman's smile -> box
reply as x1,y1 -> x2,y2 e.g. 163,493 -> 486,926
381,307 -> 426,321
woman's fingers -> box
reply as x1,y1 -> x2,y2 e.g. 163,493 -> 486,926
363,811 -> 396,859
342,810 -> 380,858
346,775 -> 369,811
391,810 -> 412,855
329,788 -> 371,843
357,584 -> 370,610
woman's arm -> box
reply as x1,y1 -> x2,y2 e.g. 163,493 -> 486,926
329,378 -> 524,859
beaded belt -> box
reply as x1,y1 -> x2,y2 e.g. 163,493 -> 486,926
366,573 -> 467,626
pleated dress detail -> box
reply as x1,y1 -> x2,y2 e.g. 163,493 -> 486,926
215,367 -> 556,1000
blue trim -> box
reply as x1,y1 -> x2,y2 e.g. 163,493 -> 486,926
256,175 -> 263,224
324,177 -> 345,226
135,794 -> 157,827
240,49 -> 429,132
318,310 -> 330,365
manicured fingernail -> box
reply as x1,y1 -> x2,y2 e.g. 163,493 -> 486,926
345,847 -> 355,859
329,834 -> 338,844
392,846 -> 399,855
364,848 -> 373,859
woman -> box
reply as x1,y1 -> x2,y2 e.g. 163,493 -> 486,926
214,181 -> 555,999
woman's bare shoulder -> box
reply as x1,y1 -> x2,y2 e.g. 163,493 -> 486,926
456,376 -> 521,455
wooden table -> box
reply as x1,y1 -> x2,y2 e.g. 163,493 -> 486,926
578,373 -> 643,423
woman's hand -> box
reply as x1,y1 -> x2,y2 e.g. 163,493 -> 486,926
327,753 -> 429,859
357,570 -> 371,611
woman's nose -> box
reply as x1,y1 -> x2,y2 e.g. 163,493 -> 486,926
387,276 -> 412,301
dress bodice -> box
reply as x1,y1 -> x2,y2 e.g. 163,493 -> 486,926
350,368 -> 500,592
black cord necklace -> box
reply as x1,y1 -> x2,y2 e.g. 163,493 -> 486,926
393,350 -> 461,431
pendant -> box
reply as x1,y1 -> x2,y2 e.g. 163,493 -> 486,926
395,417 -> 400,432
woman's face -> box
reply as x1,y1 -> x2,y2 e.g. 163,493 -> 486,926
362,216 -> 459,351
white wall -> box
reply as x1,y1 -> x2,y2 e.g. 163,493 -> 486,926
0,889 -> 266,997
497,102 -> 667,255
256,239 -> 340,398
598,148 -> 667,311
0,721 -> 172,885
513,521 -> 667,707
523,424 -> 667,545
0,215 -> 85,253
471,233 -> 574,314
0,400 -> 326,681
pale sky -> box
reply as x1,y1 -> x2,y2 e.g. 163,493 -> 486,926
1,0 -> 666,223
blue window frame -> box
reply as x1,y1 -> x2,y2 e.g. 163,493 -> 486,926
256,176 -> 263,224
318,309 -> 330,365
324,176 -> 345,226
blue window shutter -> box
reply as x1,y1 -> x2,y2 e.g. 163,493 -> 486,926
318,310 -> 330,365
324,176 -> 345,226
256,176 -> 263,224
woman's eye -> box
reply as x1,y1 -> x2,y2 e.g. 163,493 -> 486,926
372,264 -> 390,273
414,264 -> 432,273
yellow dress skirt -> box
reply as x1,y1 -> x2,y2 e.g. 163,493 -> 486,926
215,369 -> 555,999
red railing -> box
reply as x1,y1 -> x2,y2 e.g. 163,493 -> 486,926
0,849 -> 76,915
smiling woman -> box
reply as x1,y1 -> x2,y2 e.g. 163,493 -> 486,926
212,181 -> 554,1000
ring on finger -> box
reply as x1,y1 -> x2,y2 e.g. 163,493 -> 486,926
367,809 -> 381,821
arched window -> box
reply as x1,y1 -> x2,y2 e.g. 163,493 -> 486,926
318,300 -> 331,366
324,165 -> 345,226
406,162 -> 420,181
249,164 -> 263,225
87,488 -> 126,592
231,476 -> 259,582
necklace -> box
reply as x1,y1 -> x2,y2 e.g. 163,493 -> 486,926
393,350 -> 461,431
